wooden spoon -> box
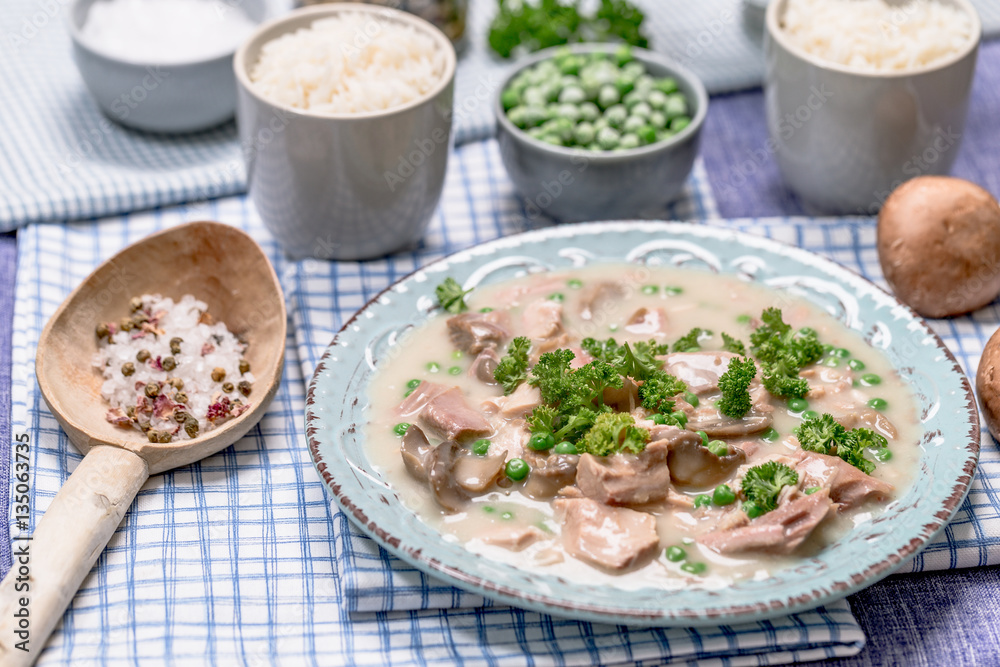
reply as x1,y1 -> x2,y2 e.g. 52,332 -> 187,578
0,221 -> 286,665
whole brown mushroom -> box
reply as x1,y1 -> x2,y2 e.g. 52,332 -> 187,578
877,176 -> 1000,318
977,327 -> 1000,440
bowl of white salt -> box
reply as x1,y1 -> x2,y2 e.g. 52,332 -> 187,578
68,0 -> 268,133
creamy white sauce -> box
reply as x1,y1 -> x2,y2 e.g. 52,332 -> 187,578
364,265 -> 922,587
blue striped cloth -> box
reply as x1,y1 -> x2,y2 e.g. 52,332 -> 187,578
6,0 -> 998,230
8,146 -> 871,664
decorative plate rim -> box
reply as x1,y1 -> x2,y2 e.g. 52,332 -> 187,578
305,220 -> 980,626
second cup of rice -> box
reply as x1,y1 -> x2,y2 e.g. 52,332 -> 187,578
764,0 -> 980,214
235,4 -> 457,260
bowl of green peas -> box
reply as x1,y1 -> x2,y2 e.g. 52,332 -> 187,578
495,43 -> 708,222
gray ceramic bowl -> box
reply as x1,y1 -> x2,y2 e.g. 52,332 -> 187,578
764,0 -> 981,215
234,4 -> 457,260
495,44 -> 708,223
67,0 -> 268,134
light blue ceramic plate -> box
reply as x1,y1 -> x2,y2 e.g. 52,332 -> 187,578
305,222 -> 979,627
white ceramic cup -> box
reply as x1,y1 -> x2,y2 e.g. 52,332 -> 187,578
234,4 -> 457,260
764,0 -> 981,215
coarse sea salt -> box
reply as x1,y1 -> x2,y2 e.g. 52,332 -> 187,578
82,0 -> 257,64
94,294 -> 254,442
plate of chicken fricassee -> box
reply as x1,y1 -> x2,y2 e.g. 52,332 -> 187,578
306,222 -> 979,626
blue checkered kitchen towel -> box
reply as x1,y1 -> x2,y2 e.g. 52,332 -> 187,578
8,147 -> 870,664
7,0 -> 999,231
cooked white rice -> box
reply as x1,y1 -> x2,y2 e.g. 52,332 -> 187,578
249,12 -> 446,114
94,294 -> 255,441
781,0 -> 975,72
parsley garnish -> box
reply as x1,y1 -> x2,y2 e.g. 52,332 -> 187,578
717,356 -> 757,419
435,277 -> 472,314
494,336 -> 531,395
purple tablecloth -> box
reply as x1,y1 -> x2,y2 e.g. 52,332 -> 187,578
3,40 -> 1000,667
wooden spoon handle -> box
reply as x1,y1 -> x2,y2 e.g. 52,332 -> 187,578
0,446 -> 148,666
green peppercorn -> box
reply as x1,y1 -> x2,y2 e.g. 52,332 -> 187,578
174,410 -> 190,423
131,311 -> 149,325
393,423 -> 410,436
129,296 -> 143,312
145,382 -> 160,398
239,359 -> 250,374
120,317 -> 134,332
96,322 -> 111,339
665,545 -> 686,562
148,430 -> 172,444
211,367 -> 226,382
238,381 -> 252,397
222,382 -> 234,393
184,419 -> 199,439
121,362 -> 135,377
170,337 -> 183,355
169,378 -> 184,389
137,349 -> 151,362
472,439 -> 490,456
174,392 -> 188,405
162,356 -> 177,371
